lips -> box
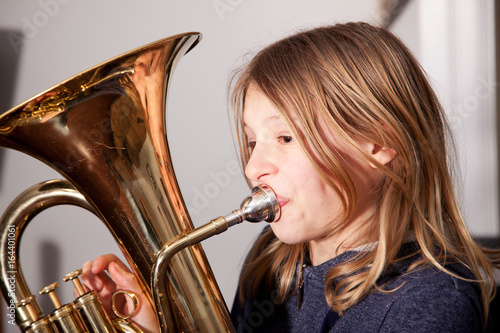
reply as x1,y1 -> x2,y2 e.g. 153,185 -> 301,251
277,196 -> 289,207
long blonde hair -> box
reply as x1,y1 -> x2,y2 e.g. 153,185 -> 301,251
231,22 -> 499,321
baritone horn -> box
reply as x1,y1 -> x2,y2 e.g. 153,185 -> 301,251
0,32 -> 281,332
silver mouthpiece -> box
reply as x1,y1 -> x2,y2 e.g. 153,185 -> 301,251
224,184 -> 281,227
240,184 -> 281,222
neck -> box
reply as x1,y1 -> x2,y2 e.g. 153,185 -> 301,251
309,237 -> 353,266
309,215 -> 375,266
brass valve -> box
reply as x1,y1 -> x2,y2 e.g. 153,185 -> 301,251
63,269 -> 86,296
39,282 -> 62,309
16,295 -> 40,322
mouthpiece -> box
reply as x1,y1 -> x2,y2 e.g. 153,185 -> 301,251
223,184 -> 280,227
239,184 -> 281,223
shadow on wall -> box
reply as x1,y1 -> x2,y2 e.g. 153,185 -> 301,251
39,240 -> 61,312
0,29 -> 22,331
0,30 -> 22,192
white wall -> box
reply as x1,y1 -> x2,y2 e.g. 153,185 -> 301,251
0,1 -> 497,332
391,0 -> 499,239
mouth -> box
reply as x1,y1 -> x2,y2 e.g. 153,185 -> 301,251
277,196 -> 289,207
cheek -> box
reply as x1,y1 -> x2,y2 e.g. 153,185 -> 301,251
280,146 -> 343,214
292,159 -> 344,216
294,166 -> 340,209
307,181 -> 342,216
293,158 -> 330,194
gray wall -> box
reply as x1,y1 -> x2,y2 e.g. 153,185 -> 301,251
0,1 -> 497,331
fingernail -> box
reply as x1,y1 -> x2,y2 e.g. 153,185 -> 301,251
113,262 -> 124,273
91,262 -> 99,274
83,260 -> 92,271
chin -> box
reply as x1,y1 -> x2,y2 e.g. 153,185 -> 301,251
270,223 -> 306,245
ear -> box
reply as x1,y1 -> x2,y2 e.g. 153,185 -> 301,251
368,143 -> 397,168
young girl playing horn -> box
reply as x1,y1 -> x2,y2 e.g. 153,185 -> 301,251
82,22 -> 499,332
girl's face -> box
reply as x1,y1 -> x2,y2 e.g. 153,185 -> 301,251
243,87 -> 381,260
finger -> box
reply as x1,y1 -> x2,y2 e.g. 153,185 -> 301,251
80,260 -> 112,293
108,261 -> 140,291
80,260 -> 101,290
91,254 -> 126,274
90,254 -> 117,274
81,259 -> 93,273
108,262 -> 144,314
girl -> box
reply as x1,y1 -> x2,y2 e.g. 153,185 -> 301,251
82,22 -> 499,332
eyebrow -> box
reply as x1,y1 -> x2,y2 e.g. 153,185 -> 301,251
243,115 -> 282,128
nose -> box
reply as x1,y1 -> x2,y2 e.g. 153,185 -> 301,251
244,144 -> 278,184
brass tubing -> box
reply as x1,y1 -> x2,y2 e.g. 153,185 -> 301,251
153,216 -> 231,332
16,296 -> 40,322
48,304 -> 86,333
152,184 -> 279,332
0,180 -> 96,330
72,291 -> 117,333
26,317 -> 56,333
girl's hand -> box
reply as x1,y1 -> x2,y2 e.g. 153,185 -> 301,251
80,254 -> 159,333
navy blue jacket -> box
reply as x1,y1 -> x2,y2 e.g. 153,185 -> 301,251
231,237 -> 493,332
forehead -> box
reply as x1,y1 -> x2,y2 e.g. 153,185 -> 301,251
243,88 -> 283,124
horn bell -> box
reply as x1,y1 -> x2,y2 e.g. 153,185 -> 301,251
0,32 -> 239,332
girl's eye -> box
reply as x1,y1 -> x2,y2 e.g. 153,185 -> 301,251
247,141 -> 256,152
279,136 -> 293,144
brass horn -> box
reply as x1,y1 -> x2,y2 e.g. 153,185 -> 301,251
0,33 -> 280,332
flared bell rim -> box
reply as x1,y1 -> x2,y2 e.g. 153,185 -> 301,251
0,31 -> 202,118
